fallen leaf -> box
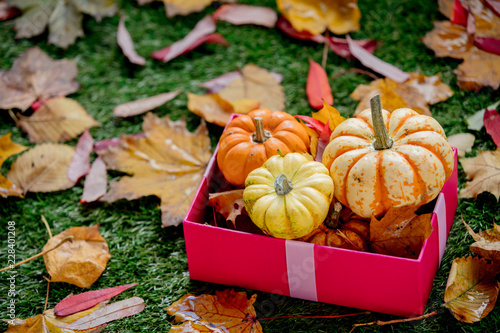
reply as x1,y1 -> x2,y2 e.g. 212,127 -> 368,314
17,97 -> 100,143
451,0 -> 469,26
43,224 -> 111,288
422,21 -> 474,59
474,36 -> 500,55
439,0 -> 454,18
370,205 -> 433,259
0,1 -> 20,21
306,59 -> 333,109
166,289 -> 262,332
294,115 -> 327,134
311,100 -> 345,131
346,35 -> 410,83
444,256 -> 500,323
467,100 -> 500,130
209,189 -> 245,227
117,17 -> 145,66
276,16 -> 325,42
454,48 -> 500,91
463,218 -> 500,262
405,72 -> 454,105
58,297 -> 145,331
459,149 -> 500,200
0,133 -> 27,198
55,283 -> 138,316
0,47 -> 79,111
81,157 -> 107,203
186,92 -> 237,126
113,90 -> 182,117
7,143 -> 76,194
214,4 -> 277,28
467,0 -> 500,39
151,15 -> 224,63
5,303 -> 107,333
276,0 -> 361,35
484,108 -> 500,147
485,0 -> 500,16
326,36 -> 377,60
199,71 -> 283,93
478,223 -> 500,241
315,120 -> 331,162
10,0 -> 117,48
447,133 -> 475,157
217,64 -> 285,112
98,113 -> 212,227
164,0 -> 217,18
68,130 -> 94,182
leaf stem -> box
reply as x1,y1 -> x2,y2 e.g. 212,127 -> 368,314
349,310 -> 438,332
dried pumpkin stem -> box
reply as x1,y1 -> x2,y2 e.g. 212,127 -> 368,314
252,117 -> 271,143
275,174 -> 293,195
370,94 -> 393,150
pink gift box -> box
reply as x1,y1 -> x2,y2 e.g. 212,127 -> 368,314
183,116 -> 459,317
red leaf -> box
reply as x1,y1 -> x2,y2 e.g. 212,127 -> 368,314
151,15 -> 220,62
484,108 -> 500,148
30,99 -> 48,111
81,157 -> 107,203
214,4 -> 277,28
451,0 -> 469,26
346,35 -> 410,83
315,120 -> 332,162
326,37 -> 377,60
117,17 -> 146,66
306,59 -> 333,109
54,283 -> 138,317
474,37 -> 500,56
294,115 -> 326,134
0,2 -> 20,21
152,33 -> 228,62
485,0 -> 500,16
67,130 -> 94,183
276,16 -> 325,43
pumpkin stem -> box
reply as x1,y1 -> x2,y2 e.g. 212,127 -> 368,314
252,117 -> 271,143
370,94 -> 393,150
275,174 -> 293,195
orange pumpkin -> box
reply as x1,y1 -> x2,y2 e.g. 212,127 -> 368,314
322,95 -> 454,218
217,109 -> 310,187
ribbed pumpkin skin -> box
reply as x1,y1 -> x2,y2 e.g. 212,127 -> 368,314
322,108 -> 454,218
217,109 -> 310,187
243,153 -> 333,239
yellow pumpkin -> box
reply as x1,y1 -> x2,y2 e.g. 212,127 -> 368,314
243,152 -> 334,239
322,95 -> 454,218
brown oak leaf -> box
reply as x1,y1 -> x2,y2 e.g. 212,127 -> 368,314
459,149 -> 500,200
454,48 -> 500,91
98,113 -> 212,227
0,133 -> 27,198
166,289 -> 262,332
0,47 -> 79,111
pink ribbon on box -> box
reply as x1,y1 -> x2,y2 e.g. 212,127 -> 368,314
285,240 -> 318,301
435,192 -> 448,267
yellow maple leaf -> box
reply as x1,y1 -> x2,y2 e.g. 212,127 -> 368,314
312,100 -> 345,131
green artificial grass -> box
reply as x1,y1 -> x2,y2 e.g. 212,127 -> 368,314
1,0 -> 500,332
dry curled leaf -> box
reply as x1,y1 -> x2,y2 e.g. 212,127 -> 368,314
370,205 -> 433,259
0,133 -> 27,198
447,133 -> 475,157
9,0 -> 117,48
217,64 -> 285,112
166,289 -> 262,332
276,0 -> 361,35
113,90 -> 181,117
7,143 -> 76,194
0,47 -> 79,111
405,72 -> 454,105
454,48 -> 500,91
117,17 -> 145,66
18,97 -> 100,143
459,149 -> 500,200
214,4 -> 278,28
463,219 -> 500,263
209,189 -> 245,227
68,130 -> 94,183
422,21 -> 473,59
81,157 -> 107,203
444,256 -> 500,323
98,113 -> 212,227
43,224 -> 111,288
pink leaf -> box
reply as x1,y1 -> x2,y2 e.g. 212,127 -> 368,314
54,283 -> 138,317
451,0 -> 469,26
214,4 -> 277,28
199,71 -> 283,93
474,37 -> 500,56
151,15 -> 218,62
94,133 -> 145,152
276,16 -> 325,43
57,297 -> 145,331
113,90 -> 181,117
67,130 -> 93,183
294,115 -> 326,134
326,37 -> 377,60
152,33 -> 228,62
117,17 -> 146,66
306,59 -> 333,109
315,120 -> 331,162
81,157 -> 107,203
346,35 -> 410,83
484,108 -> 500,148
485,0 -> 500,16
